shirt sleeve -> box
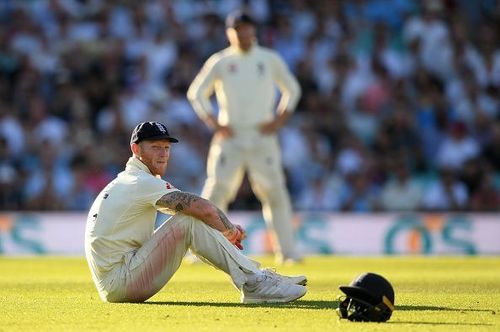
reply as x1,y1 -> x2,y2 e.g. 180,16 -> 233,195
137,175 -> 180,208
271,51 -> 302,112
187,54 -> 220,120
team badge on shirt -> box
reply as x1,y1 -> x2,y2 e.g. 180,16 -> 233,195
228,63 -> 237,73
257,62 -> 265,77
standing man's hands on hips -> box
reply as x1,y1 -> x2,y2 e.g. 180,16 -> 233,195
259,110 -> 292,135
203,114 -> 234,140
214,124 -> 234,140
259,119 -> 282,135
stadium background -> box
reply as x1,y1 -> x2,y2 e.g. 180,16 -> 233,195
0,0 -> 499,255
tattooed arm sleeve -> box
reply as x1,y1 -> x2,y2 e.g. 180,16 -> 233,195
156,191 -> 235,232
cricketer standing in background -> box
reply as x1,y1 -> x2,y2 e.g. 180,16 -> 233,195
187,11 -> 302,264
85,121 -> 307,304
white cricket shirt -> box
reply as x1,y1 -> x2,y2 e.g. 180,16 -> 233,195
187,44 -> 301,129
84,156 -> 179,290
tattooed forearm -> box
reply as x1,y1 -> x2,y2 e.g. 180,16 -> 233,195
157,191 -> 200,212
216,208 -> 233,230
156,191 -> 235,232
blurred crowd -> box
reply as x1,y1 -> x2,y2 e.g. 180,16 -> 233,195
1,0 -> 500,212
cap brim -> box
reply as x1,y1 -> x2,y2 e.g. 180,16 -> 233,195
339,286 -> 375,302
142,135 -> 179,143
229,21 -> 255,28
226,15 -> 256,29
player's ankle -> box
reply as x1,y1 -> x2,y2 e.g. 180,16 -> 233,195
244,270 -> 263,284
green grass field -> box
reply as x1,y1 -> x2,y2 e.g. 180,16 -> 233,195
1,256 -> 499,331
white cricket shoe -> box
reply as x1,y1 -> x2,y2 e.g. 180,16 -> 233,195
262,268 -> 307,286
241,273 -> 307,304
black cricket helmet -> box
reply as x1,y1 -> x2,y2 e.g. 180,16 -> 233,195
336,272 -> 395,322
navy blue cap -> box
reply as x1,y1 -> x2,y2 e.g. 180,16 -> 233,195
225,10 -> 256,28
130,121 -> 179,144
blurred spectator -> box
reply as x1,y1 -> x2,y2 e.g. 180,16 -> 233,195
0,106 -> 25,156
296,171 -> 343,211
0,136 -> 21,209
22,139 -> 70,210
380,160 -> 422,211
459,158 -> 484,195
403,0 -> 451,78
421,168 -> 469,211
336,134 -> 368,177
346,96 -> 380,146
436,121 -> 480,170
470,171 -> 500,211
66,154 -> 95,210
483,122 -> 500,172
338,170 -> 380,212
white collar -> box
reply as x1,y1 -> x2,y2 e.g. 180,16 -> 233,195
125,156 -> 161,178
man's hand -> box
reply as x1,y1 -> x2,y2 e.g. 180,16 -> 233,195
258,110 -> 291,135
204,115 -> 233,139
259,119 -> 281,134
214,124 -> 234,139
223,224 -> 246,250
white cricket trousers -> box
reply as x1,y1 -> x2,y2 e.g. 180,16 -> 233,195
101,214 -> 260,303
202,131 -> 298,261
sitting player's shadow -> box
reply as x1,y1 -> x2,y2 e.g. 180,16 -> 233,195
144,299 -> 336,309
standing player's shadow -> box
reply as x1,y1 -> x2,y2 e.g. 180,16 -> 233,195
144,299 -> 336,310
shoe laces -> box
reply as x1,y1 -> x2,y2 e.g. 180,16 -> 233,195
257,271 -> 281,286
262,267 -> 282,278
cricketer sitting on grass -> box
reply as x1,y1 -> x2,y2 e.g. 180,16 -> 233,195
84,121 -> 307,304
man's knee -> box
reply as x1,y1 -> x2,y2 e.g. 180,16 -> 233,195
203,181 -> 235,205
255,184 -> 290,206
